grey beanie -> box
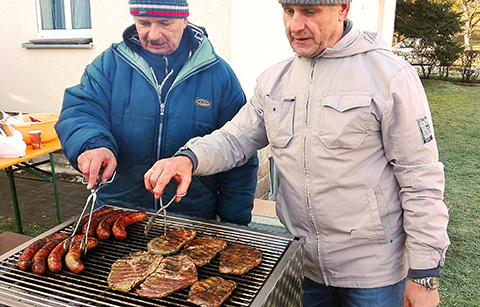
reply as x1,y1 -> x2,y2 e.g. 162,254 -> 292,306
278,0 -> 352,4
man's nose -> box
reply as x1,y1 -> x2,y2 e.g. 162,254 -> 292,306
148,23 -> 164,41
290,13 -> 306,33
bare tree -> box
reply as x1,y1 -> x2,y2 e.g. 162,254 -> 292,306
456,0 -> 480,50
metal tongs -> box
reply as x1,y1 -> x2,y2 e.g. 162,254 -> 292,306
65,172 -> 116,255
144,192 -> 187,238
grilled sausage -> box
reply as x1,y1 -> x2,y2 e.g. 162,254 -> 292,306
82,208 -> 118,237
74,208 -> 114,234
96,210 -> 126,240
65,236 -> 98,274
47,235 -> 83,273
112,211 -> 147,240
18,233 -> 67,271
31,233 -> 68,275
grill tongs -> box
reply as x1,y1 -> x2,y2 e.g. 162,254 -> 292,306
64,172 -> 116,255
144,192 -> 187,238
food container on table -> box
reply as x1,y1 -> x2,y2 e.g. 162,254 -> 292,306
1,113 -> 59,145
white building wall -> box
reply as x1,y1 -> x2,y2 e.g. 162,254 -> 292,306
0,0 -> 396,114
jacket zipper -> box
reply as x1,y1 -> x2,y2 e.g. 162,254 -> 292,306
306,58 -> 324,278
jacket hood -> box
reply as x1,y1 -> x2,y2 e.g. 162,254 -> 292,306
319,22 -> 390,59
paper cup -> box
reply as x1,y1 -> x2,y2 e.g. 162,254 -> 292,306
28,130 -> 42,149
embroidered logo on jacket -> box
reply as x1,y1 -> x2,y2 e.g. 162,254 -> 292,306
417,116 -> 433,144
195,98 -> 212,108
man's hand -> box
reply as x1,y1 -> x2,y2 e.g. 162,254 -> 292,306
77,147 -> 117,189
404,279 -> 440,307
144,156 -> 193,201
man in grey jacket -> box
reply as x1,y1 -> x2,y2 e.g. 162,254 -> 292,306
145,1 -> 450,306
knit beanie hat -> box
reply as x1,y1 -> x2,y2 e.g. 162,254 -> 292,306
278,0 -> 352,4
129,0 -> 189,18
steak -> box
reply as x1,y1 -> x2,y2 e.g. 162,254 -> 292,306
108,251 -> 163,292
187,276 -> 237,307
136,254 -> 198,298
219,244 -> 262,275
181,236 -> 227,267
147,228 -> 196,255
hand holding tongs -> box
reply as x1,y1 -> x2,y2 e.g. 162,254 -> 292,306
144,192 -> 186,238
65,172 -> 116,255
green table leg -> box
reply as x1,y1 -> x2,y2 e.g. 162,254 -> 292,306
49,153 -> 61,224
5,166 -> 23,234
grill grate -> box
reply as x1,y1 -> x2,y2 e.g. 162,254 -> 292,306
0,205 -> 303,306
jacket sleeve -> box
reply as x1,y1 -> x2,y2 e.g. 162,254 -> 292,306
55,50 -> 118,170
382,65 -> 450,272
211,62 -> 260,225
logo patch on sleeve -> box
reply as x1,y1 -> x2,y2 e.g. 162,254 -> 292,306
417,116 -> 433,144
195,98 -> 212,108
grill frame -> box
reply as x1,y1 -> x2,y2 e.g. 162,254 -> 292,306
0,204 -> 305,306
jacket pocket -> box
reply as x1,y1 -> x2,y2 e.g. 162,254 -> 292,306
264,96 -> 295,148
319,94 -> 372,149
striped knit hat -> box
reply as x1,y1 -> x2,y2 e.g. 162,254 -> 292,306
129,0 -> 189,18
278,0 -> 352,4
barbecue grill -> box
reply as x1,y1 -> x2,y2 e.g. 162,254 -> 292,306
0,204 -> 305,306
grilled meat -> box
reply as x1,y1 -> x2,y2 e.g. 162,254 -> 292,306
18,233 -> 67,271
181,236 -> 227,267
112,211 -> 147,240
147,228 -> 196,255
219,244 -> 262,275
31,233 -> 68,275
187,276 -> 237,307
108,251 -> 163,292
136,254 -> 198,298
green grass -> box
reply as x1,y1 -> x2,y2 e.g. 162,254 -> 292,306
422,79 -> 480,306
0,216 -> 50,237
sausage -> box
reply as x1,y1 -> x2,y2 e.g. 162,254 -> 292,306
112,211 -> 147,240
82,208 -> 117,237
96,210 -> 127,240
31,233 -> 68,275
47,235 -> 83,273
65,236 -> 98,274
74,208 -> 114,234
18,233 -> 67,271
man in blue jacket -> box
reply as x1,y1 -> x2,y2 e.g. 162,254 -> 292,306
55,0 -> 258,225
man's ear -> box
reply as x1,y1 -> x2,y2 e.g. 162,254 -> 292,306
339,4 -> 350,22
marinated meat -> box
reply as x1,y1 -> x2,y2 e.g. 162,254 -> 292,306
136,254 -> 198,298
181,237 -> 227,267
147,228 -> 196,255
108,251 -> 163,292
219,244 -> 262,275
188,276 -> 237,307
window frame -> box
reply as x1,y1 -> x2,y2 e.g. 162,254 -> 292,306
34,0 -> 92,39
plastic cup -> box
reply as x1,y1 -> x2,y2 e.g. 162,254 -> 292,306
28,130 -> 42,149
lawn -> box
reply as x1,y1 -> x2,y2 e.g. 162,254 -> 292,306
422,79 -> 480,306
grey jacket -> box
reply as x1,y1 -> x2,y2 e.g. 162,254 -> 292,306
183,26 -> 450,288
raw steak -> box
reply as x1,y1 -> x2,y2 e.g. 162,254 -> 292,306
108,251 -> 163,292
181,236 -> 227,267
147,228 -> 196,255
188,276 -> 237,307
219,244 -> 262,275
136,254 -> 198,298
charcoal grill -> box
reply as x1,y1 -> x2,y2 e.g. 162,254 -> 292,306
0,204 -> 305,306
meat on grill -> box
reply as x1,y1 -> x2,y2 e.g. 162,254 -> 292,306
147,228 -> 196,255
219,244 -> 262,275
136,254 -> 198,298
187,276 -> 237,307
181,236 -> 227,267
108,251 -> 163,292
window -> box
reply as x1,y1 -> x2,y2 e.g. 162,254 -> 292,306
35,0 -> 92,39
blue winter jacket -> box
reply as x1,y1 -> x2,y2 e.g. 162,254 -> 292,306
55,24 -> 259,225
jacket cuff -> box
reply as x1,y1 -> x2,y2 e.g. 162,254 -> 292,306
174,148 -> 198,171
408,267 -> 441,279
